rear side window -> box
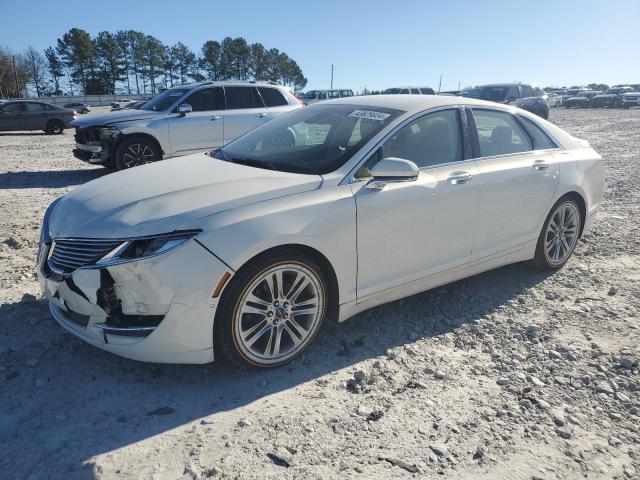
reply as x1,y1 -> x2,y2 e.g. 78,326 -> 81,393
518,115 -> 557,150
25,103 -> 46,112
420,87 -> 435,95
340,90 -> 353,97
472,109 -> 533,157
258,87 -> 288,107
381,109 -> 463,168
328,90 -> 340,99
184,87 -> 225,112
410,88 -> 420,94
225,87 -> 265,109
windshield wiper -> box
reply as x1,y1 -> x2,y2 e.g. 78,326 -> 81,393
230,157 -> 277,171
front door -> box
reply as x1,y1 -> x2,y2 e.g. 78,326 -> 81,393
167,86 -> 225,155
355,108 -> 480,299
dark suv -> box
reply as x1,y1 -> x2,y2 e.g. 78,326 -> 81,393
0,101 -> 76,134
463,83 -> 549,119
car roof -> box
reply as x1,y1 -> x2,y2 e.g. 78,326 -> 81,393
178,80 -> 288,89
320,94 -> 499,113
475,83 -> 533,88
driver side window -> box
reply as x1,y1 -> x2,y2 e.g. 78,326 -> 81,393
379,109 -> 463,168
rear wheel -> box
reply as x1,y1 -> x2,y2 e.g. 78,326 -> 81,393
114,137 -> 160,170
532,198 -> 582,270
214,250 -> 328,368
45,120 -> 64,135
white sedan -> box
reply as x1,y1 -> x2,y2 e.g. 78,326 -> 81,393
37,95 -> 604,368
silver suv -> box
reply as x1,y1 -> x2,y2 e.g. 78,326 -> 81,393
72,81 -> 302,170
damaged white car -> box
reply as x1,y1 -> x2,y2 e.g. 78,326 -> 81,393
38,95 -> 604,367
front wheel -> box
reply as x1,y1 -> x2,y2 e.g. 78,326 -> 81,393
214,250 -> 329,368
114,137 -> 160,170
532,199 -> 582,270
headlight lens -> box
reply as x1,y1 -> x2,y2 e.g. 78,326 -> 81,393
96,230 -> 199,266
38,196 -> 63,263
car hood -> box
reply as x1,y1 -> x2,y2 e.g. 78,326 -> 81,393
49,154 -> 323,239
71,109 -> 164,128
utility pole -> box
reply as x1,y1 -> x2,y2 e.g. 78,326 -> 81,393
12,55 -> 20,98
330,64 -> 334,89
438,74 -> 442,93
458,81 -> 461,92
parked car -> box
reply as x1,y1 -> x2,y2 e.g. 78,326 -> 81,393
0,100 -> 76,134
110,99 -> 132,109
38,95 -> 603,367
462,83 -> 549,119
383,86 -> 435,95
564,91 -> 600,108
622,86 -> 640,109
546,93 -> 563,107
590,87 -> 634,108
72,81 -> 303,170
63,102 -> 91,114
301,89 -> 354,105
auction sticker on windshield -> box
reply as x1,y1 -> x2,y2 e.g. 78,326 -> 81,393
348,110 -> 391,121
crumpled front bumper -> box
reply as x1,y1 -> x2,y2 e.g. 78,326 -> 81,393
37,239 -> 232,364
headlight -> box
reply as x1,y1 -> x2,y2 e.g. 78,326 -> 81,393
99,126 -> 121,139
96,230 -> 200,266
37,196 -> 63,263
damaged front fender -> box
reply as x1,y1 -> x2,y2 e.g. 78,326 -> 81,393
38,240 -> 232,364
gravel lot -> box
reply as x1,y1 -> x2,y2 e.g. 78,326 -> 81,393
1,108 -> 639,479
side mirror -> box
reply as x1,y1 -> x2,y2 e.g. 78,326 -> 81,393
366,157 -> 419,189
506,96 -> 517,103
177,103 -> 192,115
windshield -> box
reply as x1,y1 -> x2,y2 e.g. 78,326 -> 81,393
464,86 -> 509,101
140,88 -> 190,111
214,104 -> 403,175
302,91 -> 319,100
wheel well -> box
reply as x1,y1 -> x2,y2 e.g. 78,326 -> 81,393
559,191 -> 586,237
240,244 -> 340,322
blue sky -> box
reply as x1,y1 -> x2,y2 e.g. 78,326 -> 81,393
1,0 -> 639,92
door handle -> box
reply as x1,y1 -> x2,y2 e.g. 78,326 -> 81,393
210,115 -> 221,121
258,112 -> 268,118
533,160 -> 549,170
447,172 -> 473,184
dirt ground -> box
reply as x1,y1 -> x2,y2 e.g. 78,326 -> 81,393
0,107 -> 639,480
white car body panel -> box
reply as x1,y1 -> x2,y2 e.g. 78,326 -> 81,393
39,95 -> 604,363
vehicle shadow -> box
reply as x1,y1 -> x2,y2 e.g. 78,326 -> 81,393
0,168 -> 109,189
0,262 -> 552,477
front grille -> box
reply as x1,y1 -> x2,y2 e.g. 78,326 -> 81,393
48,239 -> 124,274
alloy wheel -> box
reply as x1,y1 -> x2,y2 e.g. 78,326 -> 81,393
234,263 -> 324,366
123,143 -> 154,168
544,202 -> 580,266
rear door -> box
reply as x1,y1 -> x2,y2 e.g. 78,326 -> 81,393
167,86 -> 225,154
223,86 -> 271,144
24,102 -> 49,129
468,108 -> 559,260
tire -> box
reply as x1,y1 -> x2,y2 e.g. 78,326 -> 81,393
45,120 -> 64,135
532,198 -> 582,270
114,136 -> 160,170
82,108 -> 89,114
214,249 -> 329,368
